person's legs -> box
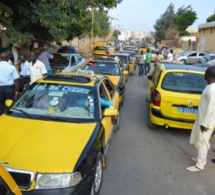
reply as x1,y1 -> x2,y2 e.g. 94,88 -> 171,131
144,64 -> 147,75
0,88 -> 6,115
147,63 -> 151,74
138,64 -> 142,76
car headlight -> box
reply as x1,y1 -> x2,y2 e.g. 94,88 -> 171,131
35,172 -> 82,189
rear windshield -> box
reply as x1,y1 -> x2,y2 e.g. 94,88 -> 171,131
161,72 -> 207,94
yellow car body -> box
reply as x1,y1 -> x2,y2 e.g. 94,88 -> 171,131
147,63 -> 207,130
0,164 -> 22,195
0,71 -> 119,194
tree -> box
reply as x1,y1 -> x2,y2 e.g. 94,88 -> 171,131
112,29 -> 121,38
175,10 -> 197,36
0,0 -> 122,44
207,13 -> 215,22
153,3 -> 197,41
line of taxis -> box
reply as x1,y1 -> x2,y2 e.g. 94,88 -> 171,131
0,51 -> 136,194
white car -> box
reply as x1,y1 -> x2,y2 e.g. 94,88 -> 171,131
198,53 -> 215,63
174,51 -> 206,64
49,53 -> 86,73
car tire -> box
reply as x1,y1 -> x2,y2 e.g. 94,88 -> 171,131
147,103 -> 157,129
90,155 -> 103,195
181,59 -> 186,64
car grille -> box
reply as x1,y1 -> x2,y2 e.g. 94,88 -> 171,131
5,167 -> 34,189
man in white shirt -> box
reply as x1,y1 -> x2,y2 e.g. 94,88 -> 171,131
167,49 -> 174,60
18,54 -> 31,91
0,52 -> 19,115
29,51 -> 47,84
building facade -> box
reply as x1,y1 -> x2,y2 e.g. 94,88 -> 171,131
197,21 -> 215,53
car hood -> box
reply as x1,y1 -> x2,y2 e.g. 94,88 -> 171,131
0,115 -> 96,172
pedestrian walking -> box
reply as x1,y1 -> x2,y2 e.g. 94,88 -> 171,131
145,48 -> 152,75
137,50 -> 145,76
29,51 -> 47,84
0,52 -> 19,115
38,45 -> 53,75
18,54 -> 31,92
186,66 -> 215,172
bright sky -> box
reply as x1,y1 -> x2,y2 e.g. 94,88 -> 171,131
108,0 -> 215,33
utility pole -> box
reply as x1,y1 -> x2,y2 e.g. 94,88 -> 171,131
90,8 -> 94,54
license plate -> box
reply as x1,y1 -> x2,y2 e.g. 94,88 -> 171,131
178,107 -> 197,114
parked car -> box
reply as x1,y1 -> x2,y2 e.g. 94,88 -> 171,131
49,53 -> 86,73
57,46 -> 78,53
192,59 -> 215,70
0,70 -> 119,194
198,53 -> 215,63
174,51 -> 206,64
147,63 -> 207,130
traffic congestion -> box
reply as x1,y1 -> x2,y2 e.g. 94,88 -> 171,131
1,1 -> 215,195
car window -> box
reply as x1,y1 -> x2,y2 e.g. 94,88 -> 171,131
71,56 -> 76,65
85,62 -> 120,75
199,53 -> 205,57
110,55 -> 128,63
76,55 -> 82,63
188,53 -> 197,57
103,79 -> 116,99
7,83 -> 97,122
161,72 -> 207,94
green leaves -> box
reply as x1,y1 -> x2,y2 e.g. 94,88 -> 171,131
0,0 -> 122,45
207,14 -> 215,22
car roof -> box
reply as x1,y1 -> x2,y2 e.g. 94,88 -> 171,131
37,72 -> 105,87
110,53 -> 129,56
163,64 -> 205,72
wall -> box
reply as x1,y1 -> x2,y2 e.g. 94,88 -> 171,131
197,27 -> 215,53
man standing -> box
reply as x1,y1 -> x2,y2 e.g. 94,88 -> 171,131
186,66 -> 215,172
0,52 -> 19,115
137,50 -> 146,76
29,51 -> 47,84
38,46 -> 53,75
145,48 -> 152,75
167,49 -> 174,60
18,54 -> 31,91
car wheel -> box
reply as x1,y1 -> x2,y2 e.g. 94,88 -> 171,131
181,59 -> 186,64
147,103 -> 157,129
90,155 -> 103,195
115,110 -> 121,132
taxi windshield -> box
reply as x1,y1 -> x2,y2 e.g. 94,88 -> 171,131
110,55 -> 127,63
7,83 -> 97,122
85,62 -> 120,75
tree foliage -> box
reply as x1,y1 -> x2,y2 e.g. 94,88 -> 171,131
207,13 -> 215,22
153,3 -> 197,41
0,0 -> 122,44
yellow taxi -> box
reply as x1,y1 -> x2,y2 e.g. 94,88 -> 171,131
93,45 -> 109,57
110,53 -> 135,76
0,164 -> 22,195
150,49 -> 164,62
84,58 -> 128,106
147,63 -> 207,130
0,70 -> 120,195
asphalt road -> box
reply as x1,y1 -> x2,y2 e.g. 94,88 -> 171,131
100,69 -> 215,195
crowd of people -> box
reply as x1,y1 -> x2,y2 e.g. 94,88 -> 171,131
0,46 -> 53,115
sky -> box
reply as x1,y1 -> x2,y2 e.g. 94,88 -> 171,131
108,0 -> 215,33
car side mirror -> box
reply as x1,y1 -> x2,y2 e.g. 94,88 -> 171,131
147,75 -> 153,80
5,100 -> 13,107
123,70 -> 128,75
103,108 -> 118,117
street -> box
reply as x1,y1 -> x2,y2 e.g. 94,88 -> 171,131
101,70 -> 215,195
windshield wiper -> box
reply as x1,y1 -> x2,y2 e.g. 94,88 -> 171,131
10,108 -> 35,119
36,116 -> 81,123
102,72 -> 116,75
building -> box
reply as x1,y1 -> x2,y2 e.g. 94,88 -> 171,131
197,21 -> 215,53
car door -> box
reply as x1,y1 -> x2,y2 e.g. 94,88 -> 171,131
187,52 -> 197,64
198,53 -> 206,63
99,81 -> 118,145
75,54 -> 86,69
